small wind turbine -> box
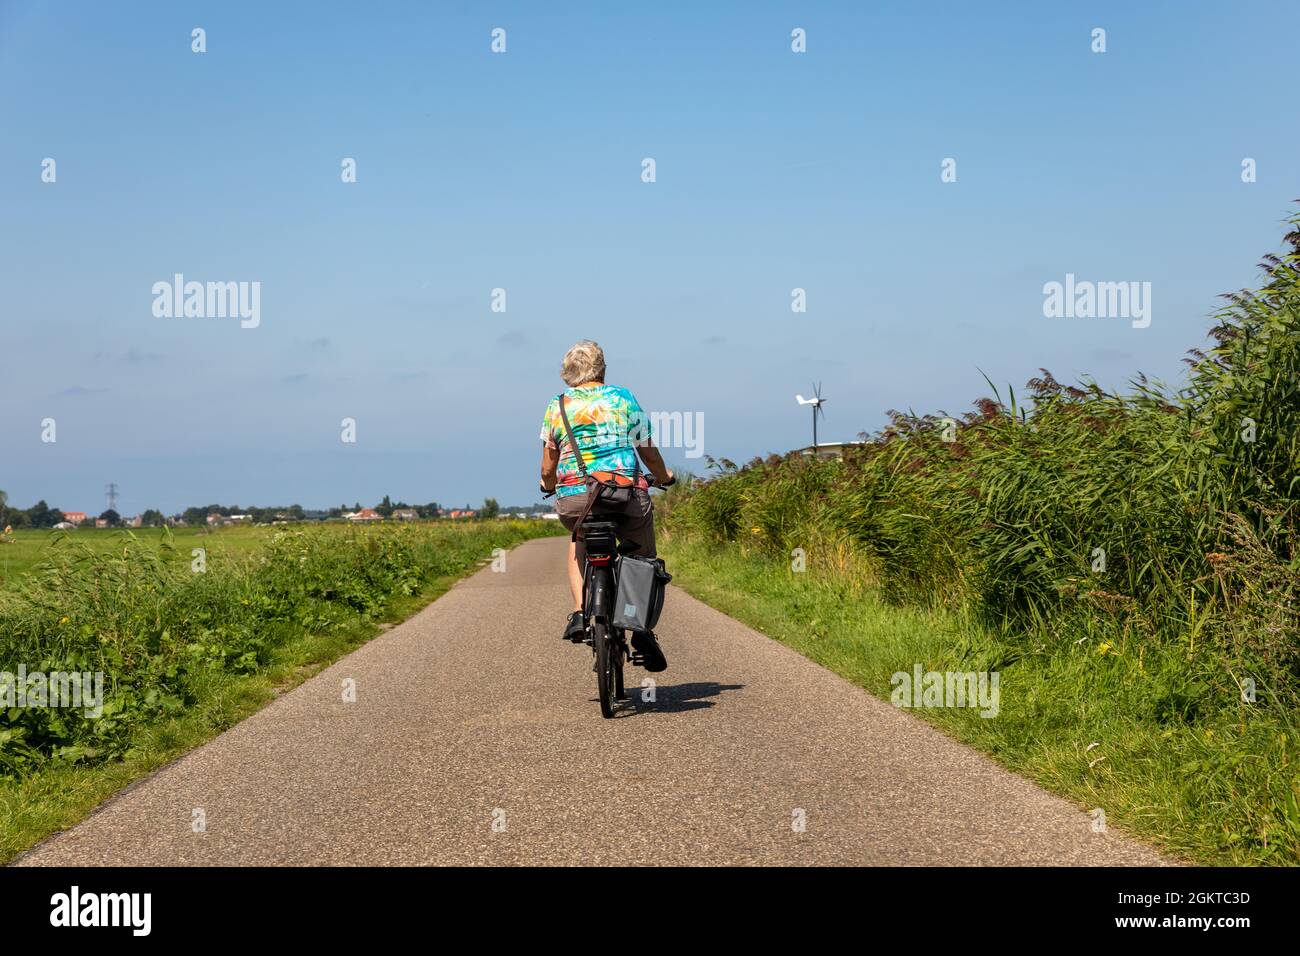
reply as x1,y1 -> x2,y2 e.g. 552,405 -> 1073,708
795,383 -> 828,451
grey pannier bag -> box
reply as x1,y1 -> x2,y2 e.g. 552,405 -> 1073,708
612,555 -> 672,633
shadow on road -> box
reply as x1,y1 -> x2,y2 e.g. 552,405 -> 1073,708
614,681 -> 745,715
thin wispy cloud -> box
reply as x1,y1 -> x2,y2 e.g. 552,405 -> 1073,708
123,348 -> 164,365
497,330 -> 531,350
93,348 -> 163,365
1090,348 -> 1134,363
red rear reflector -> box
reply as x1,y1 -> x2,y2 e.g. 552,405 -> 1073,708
588,555 -> 612,566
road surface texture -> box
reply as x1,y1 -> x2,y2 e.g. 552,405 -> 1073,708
17,536 -> 1171,866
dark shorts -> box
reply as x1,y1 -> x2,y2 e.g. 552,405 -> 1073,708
555,488 -> 656,562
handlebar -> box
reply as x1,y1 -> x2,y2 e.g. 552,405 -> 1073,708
540,474 -> 675,497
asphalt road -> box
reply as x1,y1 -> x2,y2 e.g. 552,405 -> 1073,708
16,536 -> 1170,866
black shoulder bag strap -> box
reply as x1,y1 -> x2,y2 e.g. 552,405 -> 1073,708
557,393 -> 589,481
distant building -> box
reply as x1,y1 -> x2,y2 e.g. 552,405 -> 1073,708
206,513 -> 251,527
345,508 -> 383,523
95,519 -> 110,528
52,521 -> 77,530
62,511 -> 88,526
391,508 -> 419,521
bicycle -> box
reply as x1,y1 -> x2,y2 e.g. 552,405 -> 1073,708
544,476 -> 674,718
577,517 -> 632,718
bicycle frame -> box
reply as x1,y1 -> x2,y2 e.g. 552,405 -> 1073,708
579,520 -> 628,717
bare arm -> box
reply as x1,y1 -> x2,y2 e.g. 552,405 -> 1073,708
635,440 -> 674,485
540,443 -> 560,492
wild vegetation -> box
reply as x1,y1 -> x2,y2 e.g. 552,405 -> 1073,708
0,521 -> 558,779
661,211 -> 1300,863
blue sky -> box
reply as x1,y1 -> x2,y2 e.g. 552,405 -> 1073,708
2,1 -> 1297,515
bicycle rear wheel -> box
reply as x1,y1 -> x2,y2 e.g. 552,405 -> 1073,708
593,621 -> 618,718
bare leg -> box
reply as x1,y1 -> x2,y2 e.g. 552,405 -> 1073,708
567,539 -> 583,612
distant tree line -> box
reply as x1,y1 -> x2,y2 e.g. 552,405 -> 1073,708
0,492 -> 65,529
2,489 -> 522,529
0,492 -> 161,529
339,497 -> 445,519
180,504 -> 309,525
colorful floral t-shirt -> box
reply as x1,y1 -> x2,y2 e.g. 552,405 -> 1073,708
540,384 -> 651,498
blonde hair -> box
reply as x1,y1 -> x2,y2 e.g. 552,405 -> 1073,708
560,340 -> 606,387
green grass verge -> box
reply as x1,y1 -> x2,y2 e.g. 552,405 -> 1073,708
0,526 -> 269,589
661,535 -> 1300,866
0,520 -> 561,862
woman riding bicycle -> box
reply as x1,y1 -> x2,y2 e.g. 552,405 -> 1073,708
539,340 -> 673,671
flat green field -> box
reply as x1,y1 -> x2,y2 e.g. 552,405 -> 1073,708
0,526 -> 271,590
